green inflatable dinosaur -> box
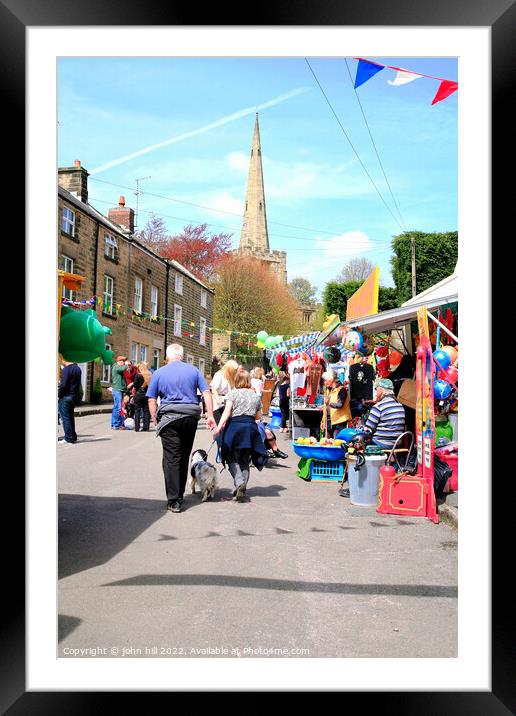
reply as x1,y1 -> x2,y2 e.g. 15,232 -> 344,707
59,306 -> 114,365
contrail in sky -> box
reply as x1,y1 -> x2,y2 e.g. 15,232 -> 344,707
90,87 -> 310,175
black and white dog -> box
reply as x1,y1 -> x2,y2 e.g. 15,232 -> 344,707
190,449 -> 217,502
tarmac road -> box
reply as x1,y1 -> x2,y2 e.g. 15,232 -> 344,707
58,413 -> 458,660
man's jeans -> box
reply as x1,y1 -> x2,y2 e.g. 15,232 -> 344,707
58,396 -> 77,443
111,390 -> 124,428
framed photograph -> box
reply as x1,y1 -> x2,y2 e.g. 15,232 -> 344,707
11,0 -> 506,708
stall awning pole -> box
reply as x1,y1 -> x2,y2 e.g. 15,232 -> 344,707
426,310 -> 458,343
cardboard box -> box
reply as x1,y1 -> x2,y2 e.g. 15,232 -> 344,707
397,379 -> 417,409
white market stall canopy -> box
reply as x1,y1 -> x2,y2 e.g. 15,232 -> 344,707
344,272 -> 458,334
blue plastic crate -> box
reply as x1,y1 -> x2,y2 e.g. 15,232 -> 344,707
310,460 -> 345,481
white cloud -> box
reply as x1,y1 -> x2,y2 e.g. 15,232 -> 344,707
204,191 -> 245,218
314,231 -> 373,259
225,151 -> 249,172
263,157 -> 374,203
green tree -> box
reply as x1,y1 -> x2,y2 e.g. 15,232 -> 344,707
323,281 -> 400,319
391,231 -> 458,304
288,277 -> 318,306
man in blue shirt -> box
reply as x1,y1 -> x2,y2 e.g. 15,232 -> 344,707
147,344 -> 216,513
58,359 -> 82,444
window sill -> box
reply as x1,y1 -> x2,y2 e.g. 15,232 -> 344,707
102,311 -> 117,320
104,255 -> 119,265
61,230 -> 79,243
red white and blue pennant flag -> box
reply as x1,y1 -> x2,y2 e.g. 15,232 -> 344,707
354,58 -> 458,106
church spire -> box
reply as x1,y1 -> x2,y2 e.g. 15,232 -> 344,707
239,113 -> 270,251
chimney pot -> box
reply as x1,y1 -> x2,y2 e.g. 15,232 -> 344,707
119,196 -> 125,207
74,160 -> 81,167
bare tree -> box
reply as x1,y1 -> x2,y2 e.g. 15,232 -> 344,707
334,257 -> 376,283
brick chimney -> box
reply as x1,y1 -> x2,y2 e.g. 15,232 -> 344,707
58,160 -> 89,203
108,196 -> 135,235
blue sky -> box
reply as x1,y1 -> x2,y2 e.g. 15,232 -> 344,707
58,56 -> 457,297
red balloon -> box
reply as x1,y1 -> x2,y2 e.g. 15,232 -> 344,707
388,350 -> 402,367
377,359 -> 390,374
444,366 -> 458,384
375,345 -> 389,358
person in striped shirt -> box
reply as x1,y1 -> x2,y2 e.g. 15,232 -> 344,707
363,378 -> 406,449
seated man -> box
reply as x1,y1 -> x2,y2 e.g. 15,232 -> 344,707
362,378 -> 406,450
256,419 -> 288,459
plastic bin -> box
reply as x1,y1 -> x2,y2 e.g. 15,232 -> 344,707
347,454 -> 386,506
310,460 -> 345,482
268,406 -> 282,429
435,446 -> 458,491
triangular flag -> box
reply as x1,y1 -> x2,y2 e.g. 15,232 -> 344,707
431,79 -> 458,105
388,69 -> 422,86
354,59 -> 384,89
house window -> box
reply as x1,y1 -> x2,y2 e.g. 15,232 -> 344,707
153,349 -> 160,370
140,345 -> 147,364
199,358 -> 205,376
199,317 -> 207,346
174,304 -> 182,337
186,354 -> 194,366
200,289 -> 207,308
151,285 -> 158,318
103,275 -> 114,315
101,344 -> 112,384
61,206 -> 75,237
61,255 -> 74,300
175,273 -> 183,295
131,342 -> 138,363
104,234 -> 118,260
134,277 -> 143,313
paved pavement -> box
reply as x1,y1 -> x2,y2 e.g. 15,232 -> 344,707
58,410 -> 458,659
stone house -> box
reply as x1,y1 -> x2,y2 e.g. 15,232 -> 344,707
58,161 -> 214,402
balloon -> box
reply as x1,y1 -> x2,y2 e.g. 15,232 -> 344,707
434,379 -> 452,400
443,366 -> 458,385
359,335 -> 374,356
124,417 -> 135,430
375,345 -> 389,358
376,359 -> 390,377
59,306 -> 114,364
275,336 -> 284,345
256,330 -> 268,343
388,351 -> 403,367
256,340 -> 265,348
441,346 -> 458,364
265,336 -> 277,348
345,330 -> 363,352
433,349 -> 451,371
324,347 -> 341,363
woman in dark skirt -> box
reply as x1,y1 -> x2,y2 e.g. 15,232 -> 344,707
212,369 -> 269,501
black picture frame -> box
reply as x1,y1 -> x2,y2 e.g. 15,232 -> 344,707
11,0 -> 505,710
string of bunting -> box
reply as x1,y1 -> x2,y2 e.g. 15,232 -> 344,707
354,57 -> 458,105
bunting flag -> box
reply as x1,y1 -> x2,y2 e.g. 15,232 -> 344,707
354,59 -> 384,88
431,79 -> 459,106
354,57 -> 458,105
387,69 -> 421,86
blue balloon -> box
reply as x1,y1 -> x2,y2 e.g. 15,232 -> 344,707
434,379 -> 452,400
433,350 -> 451,371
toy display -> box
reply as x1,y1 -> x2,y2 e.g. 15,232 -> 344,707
59,306 -> 114,365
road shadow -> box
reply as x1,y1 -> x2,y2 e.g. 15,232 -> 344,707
101,573 -> 458,598
59,494 -> 166,579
